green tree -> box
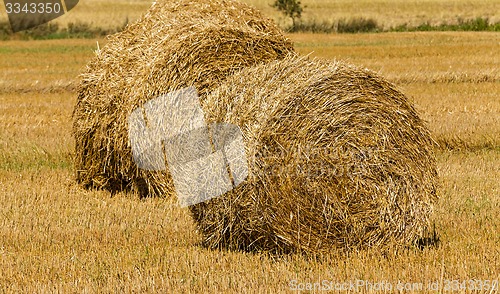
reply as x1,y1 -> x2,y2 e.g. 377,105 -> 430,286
272,0 -> 303,28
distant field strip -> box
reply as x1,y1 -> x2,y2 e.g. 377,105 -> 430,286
246,0 -> 500,28
1,0 -> 499,34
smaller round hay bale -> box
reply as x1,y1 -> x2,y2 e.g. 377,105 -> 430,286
72,0 -> 295,196
189,55 -> 439,254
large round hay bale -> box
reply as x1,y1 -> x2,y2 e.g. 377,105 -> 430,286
189,56 -> 438,254
72,0 -> 294,196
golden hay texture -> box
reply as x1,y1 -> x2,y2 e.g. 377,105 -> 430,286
72,0 -> 294,195
188,55 -> 439,254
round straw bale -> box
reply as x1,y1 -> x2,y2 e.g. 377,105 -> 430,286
189,55 -> 439,254
72,0 -> 295,196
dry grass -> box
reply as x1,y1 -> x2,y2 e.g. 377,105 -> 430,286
290,32 -> 500,84
0,92 -> 72,171
0,39 -> 93,93
0,26 -> 498,294
0,154 -> 497,292
405,82 -> 500,151
247,0 -> 500,29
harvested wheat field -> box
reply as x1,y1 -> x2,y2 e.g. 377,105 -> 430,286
1,24 -> 498,294
188,55 -> 438,254
72,0 -> 294,197
73,0 -> 438,254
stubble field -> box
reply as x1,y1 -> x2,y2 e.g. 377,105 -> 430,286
0,1 -> 499,293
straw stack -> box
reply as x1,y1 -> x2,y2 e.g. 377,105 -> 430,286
189,56 -> 439,254
72,0 -> 294,196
